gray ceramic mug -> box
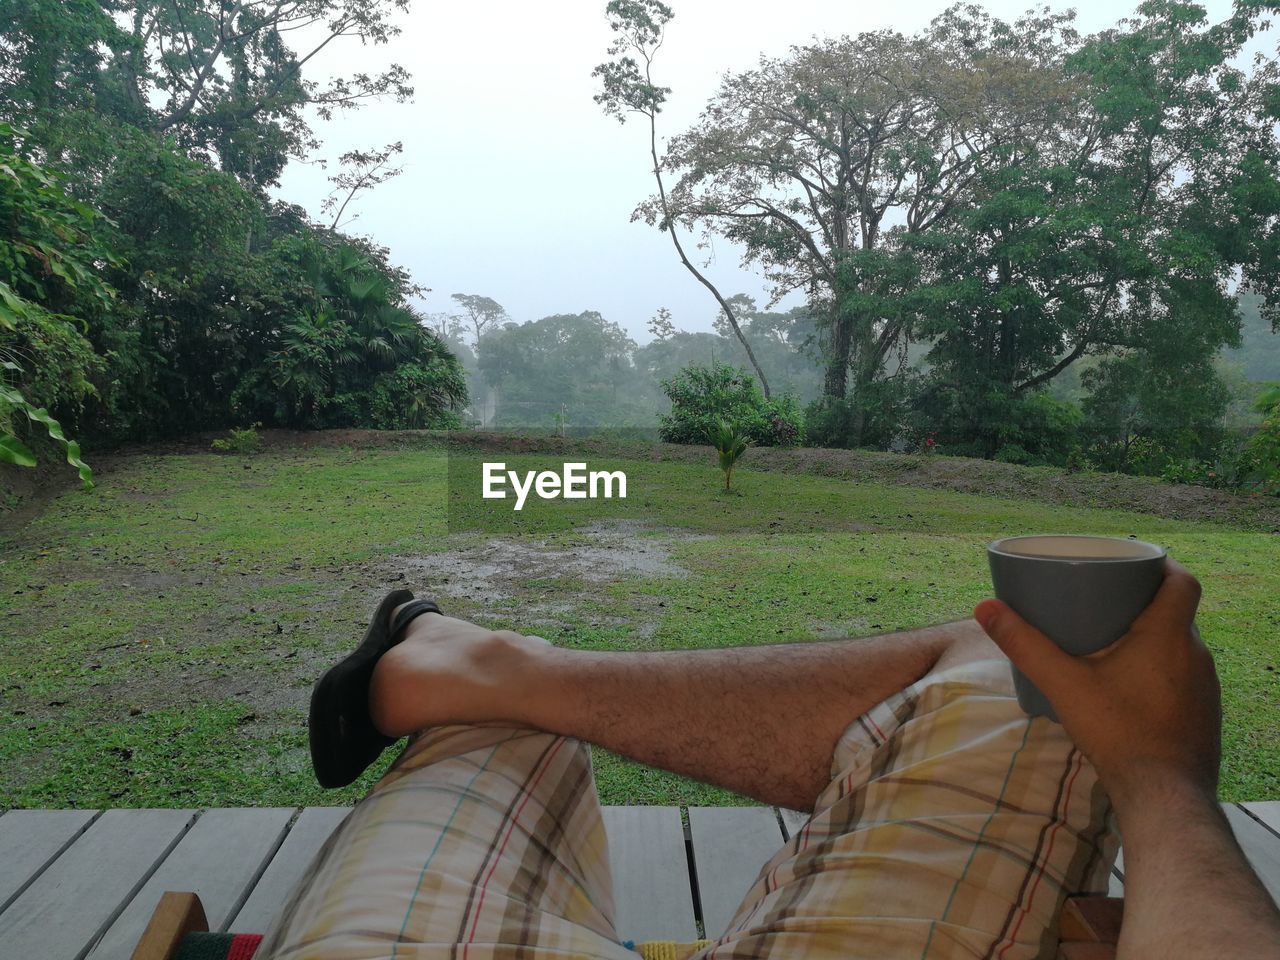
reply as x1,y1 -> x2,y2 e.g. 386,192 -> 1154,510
987,535 -> 1167,721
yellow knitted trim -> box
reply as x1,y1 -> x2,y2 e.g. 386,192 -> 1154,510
635,941 -> 712,960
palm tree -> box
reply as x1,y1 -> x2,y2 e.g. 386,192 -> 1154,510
708,419 -> 748,491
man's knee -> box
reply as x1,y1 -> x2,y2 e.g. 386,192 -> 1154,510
930,618 -> 1002,674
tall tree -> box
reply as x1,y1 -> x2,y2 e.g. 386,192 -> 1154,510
594,0 -> 772,397
0,0 -> 413,190
914,1 -> 1280,458
449,293 -> 509,347
645,11 -> 1066,442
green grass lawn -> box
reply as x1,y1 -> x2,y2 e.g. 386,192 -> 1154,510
2,438 -> 1276,809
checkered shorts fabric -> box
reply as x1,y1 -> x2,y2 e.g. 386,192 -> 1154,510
257,658 -> 1116,959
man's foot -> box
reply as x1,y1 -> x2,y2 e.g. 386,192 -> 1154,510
368,602 -> 551,737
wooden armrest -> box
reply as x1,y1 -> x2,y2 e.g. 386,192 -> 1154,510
1060,895 -> 1124,944
129,892 -> 209,960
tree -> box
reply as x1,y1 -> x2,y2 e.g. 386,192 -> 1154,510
915,1 -> 1280,460
324,141 -> 404,229
594,0 -> 772,397
450,293 -> 509,347
647,306 -> 676,341
477,311 -> 640,427
658,363 -> 803,446
1,1 -> 413,190
1224,294 -> 1280,382
0,0 -> 458,447
644,15 -> 1044,442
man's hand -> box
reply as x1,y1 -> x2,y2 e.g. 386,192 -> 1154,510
976,561 -> 1280,958
973,559 -> 1221,809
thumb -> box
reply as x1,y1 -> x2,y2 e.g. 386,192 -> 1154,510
973,599 -> 1082,693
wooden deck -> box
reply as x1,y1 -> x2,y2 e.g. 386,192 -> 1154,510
1,802 -> 1277,960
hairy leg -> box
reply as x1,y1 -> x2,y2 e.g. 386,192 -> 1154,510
370,610 -> 996,810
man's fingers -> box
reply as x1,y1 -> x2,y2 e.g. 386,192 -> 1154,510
974,599 -> 1082,692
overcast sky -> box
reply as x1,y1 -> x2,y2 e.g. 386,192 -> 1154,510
273,0 -> 1264,343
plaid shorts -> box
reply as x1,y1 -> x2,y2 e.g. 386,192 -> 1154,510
258,657 -> 1117,959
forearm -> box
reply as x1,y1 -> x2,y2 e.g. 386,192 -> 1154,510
1115,779 -> 1280,960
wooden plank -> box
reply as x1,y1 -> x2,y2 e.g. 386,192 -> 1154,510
228,807 -> 351,933
88,807 -> 294,959
1222,804 -> 1280,903
0,809 -> 99,913
0,809 -> 194,960
1242,801 -> 1280,839
1106,867 -> 1124,897
602,805 -> 697,942
687,807 -> 785,939
777,807 -> 809,842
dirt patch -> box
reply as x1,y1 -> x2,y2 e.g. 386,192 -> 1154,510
390,520 -> 691,602
383,520 -> 699,639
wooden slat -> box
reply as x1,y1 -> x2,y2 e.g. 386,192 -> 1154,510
687,807 -> 785,938
0,809 -> 99,912
777,807 -> 809,842
1242,801 -> 1280,838
88,807 -> 294,960
0,809 -> 194,960
1222,804 -> 1280,903
228,807 -> 351,933
602,806 -> 697,942
1106,867 -> 1124,897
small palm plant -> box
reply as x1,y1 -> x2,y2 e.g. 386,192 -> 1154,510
708,419 -> 749,491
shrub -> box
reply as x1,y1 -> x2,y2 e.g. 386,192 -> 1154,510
367,359 -> 467,430
211,424 -> 262,455
806,379 -> 910,450
1239,387 -> 1280,495
907,382 -> 1082,465
658,363 -> 803,446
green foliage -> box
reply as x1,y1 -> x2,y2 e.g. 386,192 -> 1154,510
0,122 -> 115,483
1240,387 -> 1280,495
0,0 -> 455,455
368,359 -> 467,430
658,364 -> 804,446
241,237 -> 468,431
479,311 -> 642,428
707,419 -> 748,490
806,378 -> 912,451
1082,350 -> 1229,474
210,424 -> 262,456
1223,295 -> 1280,383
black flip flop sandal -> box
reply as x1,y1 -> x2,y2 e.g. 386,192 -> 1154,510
309,589 -> 443,788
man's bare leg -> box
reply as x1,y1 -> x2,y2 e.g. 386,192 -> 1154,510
369,609 -> 996,810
